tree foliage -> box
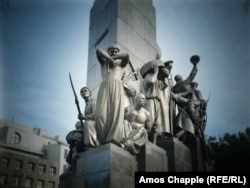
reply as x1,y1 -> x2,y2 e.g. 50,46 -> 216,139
208,127 -> 250,171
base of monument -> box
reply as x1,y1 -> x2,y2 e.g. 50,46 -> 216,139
137,141 -> 168,171
187,136 -> 215,171
59,138 -> 202,187
59,142 -> 170,188
77,143 -> 136,188
156,136 -> 192,171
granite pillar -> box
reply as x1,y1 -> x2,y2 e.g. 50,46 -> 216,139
156,137 -> 192,171
137,141 -> 168,171
59,141 -> 171,188
75,143 -> 137,188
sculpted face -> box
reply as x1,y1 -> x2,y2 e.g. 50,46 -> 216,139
191,82 -> 198,89
108,48 -> 119,56
136,93 -> 146,107
166,62 -> 173,71
174,74 -> 183,82
80,87 -> 91,98
75,121 -> 82,130
160,66 -> 170,78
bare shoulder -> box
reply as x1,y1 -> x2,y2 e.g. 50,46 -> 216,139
142,107 -> 150,115
125,105 -> 134,113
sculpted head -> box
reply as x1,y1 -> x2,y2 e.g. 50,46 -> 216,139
191,81 -> 198,89
164,60 -> 173,71
158,66 -> 170,79
80,87 -> 92,98
107,44 -> 120,56
135,93 -> 146,107
75,121 -> 82,130
174,74 -> 183,82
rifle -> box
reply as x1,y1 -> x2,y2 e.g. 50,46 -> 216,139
69,72 -> 84,128
127,60 -> 138,81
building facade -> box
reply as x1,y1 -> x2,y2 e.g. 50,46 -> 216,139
0,119 -> 69,188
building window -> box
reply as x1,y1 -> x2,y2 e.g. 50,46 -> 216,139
48,181 -> 55,188
0,158 -> 9,167
49,167 -> 56,175
27,162 -> 35,172
12,176 -> 20,186
38,165 -> 46,174
25,178 -> 33,187
64,149 -> 68,159
0,174 -> 8,184
14,160 -> 23,169
10,132 -> 21,145
37,180 -> 44,188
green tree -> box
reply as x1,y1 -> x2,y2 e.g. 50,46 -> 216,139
208,127 -> 250,171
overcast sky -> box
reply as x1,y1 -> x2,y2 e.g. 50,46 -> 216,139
1,0 -> 249,142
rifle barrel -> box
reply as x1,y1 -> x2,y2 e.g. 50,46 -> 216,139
69,72 -> 84,127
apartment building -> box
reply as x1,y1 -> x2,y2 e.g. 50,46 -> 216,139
0,119 -> 69,188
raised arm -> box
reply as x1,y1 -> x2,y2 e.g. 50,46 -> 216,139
96,48 -> 114,66
113,53 -> 129,67
143,64 -> 159,89
185,64 -> 198,84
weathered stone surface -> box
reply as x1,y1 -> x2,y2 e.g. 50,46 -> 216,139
87,0 -> 159,98
156,137 -> 192,171
59,175 -> 85,188
76,143 -> 137,188
137,141 -> 168,171
187,136 -> 205,171
60,142 -> 170,188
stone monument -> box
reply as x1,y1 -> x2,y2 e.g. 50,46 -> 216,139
59,1 -> 215,188
86,0 -> 161,98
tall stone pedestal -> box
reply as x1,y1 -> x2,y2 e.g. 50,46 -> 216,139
187,136 -> 211,171
76,144 -> 137,188
59,142 -> 169,188
137,141 -> 168,171
156,137 -> 192,171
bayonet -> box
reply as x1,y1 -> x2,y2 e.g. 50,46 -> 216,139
207,91 -> 212,103
69,72 -> 84,127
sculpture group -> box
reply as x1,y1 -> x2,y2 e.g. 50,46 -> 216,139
64,43 -> 214,175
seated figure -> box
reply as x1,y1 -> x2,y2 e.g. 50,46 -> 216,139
60,121 -> 85,177
121,93 -> 151,154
